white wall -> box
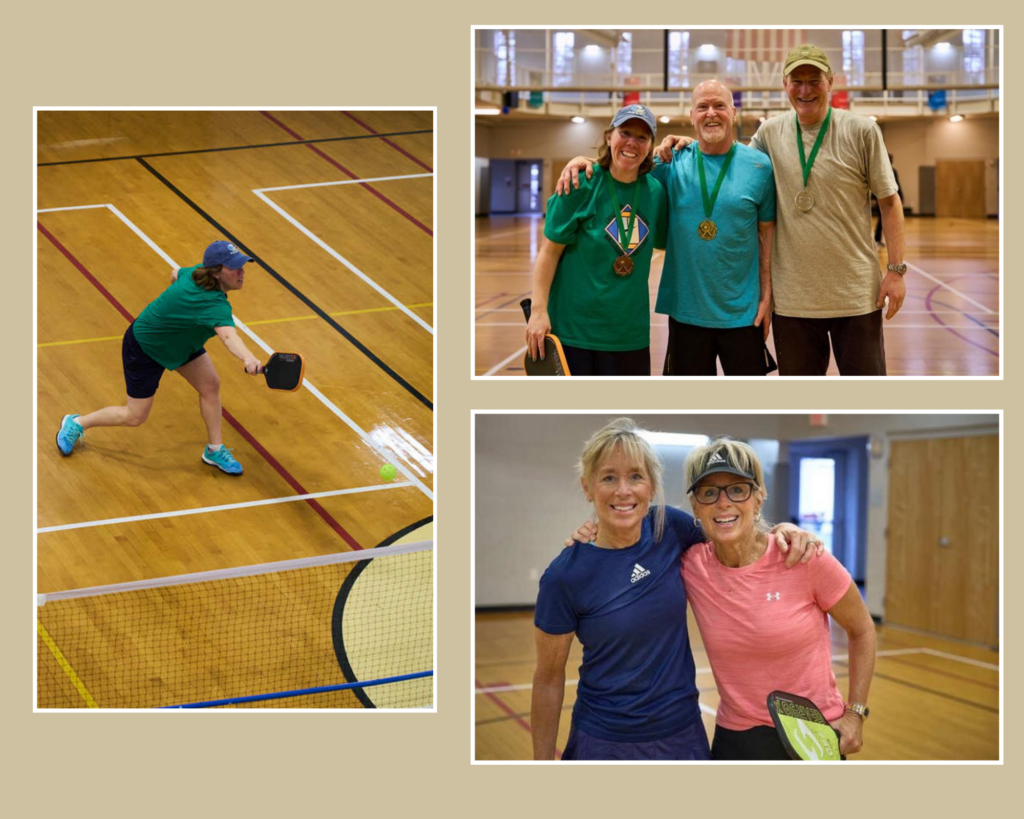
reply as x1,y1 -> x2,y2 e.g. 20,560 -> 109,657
475,412 -> 999,619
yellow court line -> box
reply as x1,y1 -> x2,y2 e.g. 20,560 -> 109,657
37,619 -> 99,708
246,302 -> 433,327
38,303 -> 434,346
39,334 -> 122,348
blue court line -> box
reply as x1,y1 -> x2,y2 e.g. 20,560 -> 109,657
161,670 -> 433,708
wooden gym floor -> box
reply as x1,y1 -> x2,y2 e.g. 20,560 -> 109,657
36,110 -> 434,707
474,214 -> 999,376
474,609 -> 999,761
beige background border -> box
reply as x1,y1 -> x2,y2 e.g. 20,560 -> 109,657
6,4 -> 1014,817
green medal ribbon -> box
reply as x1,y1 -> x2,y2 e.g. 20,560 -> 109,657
605,173 -> 641,255
795,106 -> 832,188
696,142 -> 737,219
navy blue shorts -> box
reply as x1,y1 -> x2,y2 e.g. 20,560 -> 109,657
561,719 -> 710,761
122,322 -> 205,399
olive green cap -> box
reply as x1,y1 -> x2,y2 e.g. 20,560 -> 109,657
783,44 -> 832,76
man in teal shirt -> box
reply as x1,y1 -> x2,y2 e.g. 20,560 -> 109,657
651,80 -> 776,375
56,240 -> 263,474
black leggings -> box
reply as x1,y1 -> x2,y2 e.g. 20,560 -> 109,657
560,344 -> 650,376
712,724 -> 845,760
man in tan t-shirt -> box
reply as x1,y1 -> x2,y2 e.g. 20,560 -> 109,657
746,44 -> 906,375
657,44 -> 907,376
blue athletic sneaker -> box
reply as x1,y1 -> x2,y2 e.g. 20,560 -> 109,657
202,445 -> 243,475
56,414 -> 84,456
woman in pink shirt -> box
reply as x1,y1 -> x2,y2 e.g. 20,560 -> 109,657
682,437 -> 876,759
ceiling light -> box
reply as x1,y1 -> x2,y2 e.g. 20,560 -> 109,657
571,116 -> 586,124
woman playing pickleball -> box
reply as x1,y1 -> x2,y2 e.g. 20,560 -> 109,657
56,240 -> 263,475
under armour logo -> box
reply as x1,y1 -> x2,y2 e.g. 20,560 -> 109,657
766,592 -> 781,601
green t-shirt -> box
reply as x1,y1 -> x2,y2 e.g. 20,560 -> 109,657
544,166 -> 667,351
132,265 -> 235,369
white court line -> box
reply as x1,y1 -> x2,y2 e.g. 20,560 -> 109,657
253,190 -> 432,333
483,345 -> 527,376
477,322 -> 999,331
473,648 -> 998,696
256,173 -> 432,193
906,261 -> 997,315
37,203 -> 434,502
919,648 -> 1000,671
478,307 -> 997,316
37,204 -> 108,213
37,482 -> 412,534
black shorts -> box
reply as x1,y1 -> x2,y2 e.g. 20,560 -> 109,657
122,322 -> 206,399
772,311 -> 886,376
663,318 -> 772,376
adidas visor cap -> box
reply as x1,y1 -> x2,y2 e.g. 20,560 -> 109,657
687,446 -> 757,493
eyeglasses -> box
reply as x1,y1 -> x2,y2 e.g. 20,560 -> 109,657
692,482 -> 756,505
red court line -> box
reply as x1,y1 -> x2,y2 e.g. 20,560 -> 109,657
474,678 -> 564,759
38,222 -> 363,551
476,678 -> 534,734
341,111 -> 433,172
259,111 -> 432,237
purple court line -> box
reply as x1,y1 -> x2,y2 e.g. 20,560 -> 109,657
475,291 -> 509,309
923,276 -> 999,358
259,111 -> 432,237
37,221 -> 364,550
342,111 -> 433,172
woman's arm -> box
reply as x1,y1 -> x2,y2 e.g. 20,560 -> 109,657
531,628 -> 575,760
826,582 -> 877,755
525,239 -> 567,361
215,325 -> 262,374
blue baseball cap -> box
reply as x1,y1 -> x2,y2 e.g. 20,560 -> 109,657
203,241 -> 254,269
610,104 -> 657,141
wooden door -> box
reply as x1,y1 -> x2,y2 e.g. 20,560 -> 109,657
885,436 -> 998,645
936,160 -> 986,218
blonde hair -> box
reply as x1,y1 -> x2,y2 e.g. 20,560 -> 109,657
578,417 -> 665,541
684,437 -> 771,534
192,264 -> 223,292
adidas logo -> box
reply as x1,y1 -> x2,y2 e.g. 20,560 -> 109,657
630,563 -> 651,584
708,448 -> 727,465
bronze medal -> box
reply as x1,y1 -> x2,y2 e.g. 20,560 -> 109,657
613,255 -> 635,276
697,219 -> 718,241
795,190 -> 815,212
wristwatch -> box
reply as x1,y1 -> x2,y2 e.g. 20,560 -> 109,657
887,262 -> 907,276
845,702 -> 870,719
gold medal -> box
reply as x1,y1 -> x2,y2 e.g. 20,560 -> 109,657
796,190 -> 815,212
697,219 -> 718,241
613,255 -> 635,276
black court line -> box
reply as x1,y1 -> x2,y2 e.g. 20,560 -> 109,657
136,157 -> 432,411
841,666 -> 999,714
331,516 -> 434,709
37,129 -> 433,167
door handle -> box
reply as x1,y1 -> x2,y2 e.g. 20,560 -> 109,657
938,536 -> 951,548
